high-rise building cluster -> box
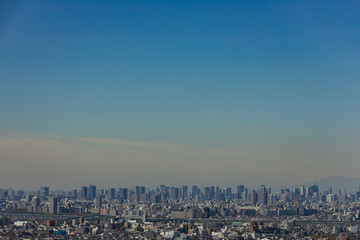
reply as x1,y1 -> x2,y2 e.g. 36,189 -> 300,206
1,183 -> 360,239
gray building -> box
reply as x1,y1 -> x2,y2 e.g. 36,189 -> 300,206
49,196 -> 58,214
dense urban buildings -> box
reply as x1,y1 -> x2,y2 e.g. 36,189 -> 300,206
1,183 -> 360,239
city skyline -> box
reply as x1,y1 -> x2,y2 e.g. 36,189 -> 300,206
1,177 -> 360,239
1,1 -> 360,189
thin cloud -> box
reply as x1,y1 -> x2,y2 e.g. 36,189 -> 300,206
0,130 -> 354,190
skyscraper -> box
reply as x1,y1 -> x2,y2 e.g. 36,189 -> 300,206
81,186 -> 88,199
108,188 -> 115,200
89,185 -> 96,199
209,186 -> 215,200
237,185 -> 245,199
119,188 -> 128,200
72,189 -> 77,198
300,185 -> 305,196
170,187 -> 179,200
32,196 -> 40,212
225,187 -> 232,200
40,186 -> 49,198
250,190 -> 258,205
182,186 -> 188,199
260,185 -> 268,205
192,186 -> 198,198
49,196 -> 58,214
94,196 -> 102,209
202,187 -> 210,200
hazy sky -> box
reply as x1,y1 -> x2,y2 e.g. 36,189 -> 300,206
1,1 -> 360,190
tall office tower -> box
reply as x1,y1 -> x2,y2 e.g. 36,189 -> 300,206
300,185 -> 305,196
135,186 -> 146,202
202,187 -> 210,200
32,196 -> 40,212
215,186 -> 221,200
40,187 -> 50,198
49,196 -> 58,214
170,187 -> 175,200
100,189 -> 105,196
250,190 -> 258,205
260,185 -> 268,205
149,190 -> 157,203
72,189 -> 77,199
108,188 -> 115,200
307,185 -> 318,197
81,186 -> 88,199
356,184 -> 360,199
266,187 -> 272,195
209,186 -> 215,200
311,184 -> 319,194
94,196 -> 102,209
119,188 -> 128,200
192,186 -> 198,198
225,187 -> 232,200
245,188 -> 249,200
129,189 -> 137,201
160,185 -> 167,201
26,194 -> 33,202
268,193 -> 274,205
170,187 -> 179,200
182,186 -> 188,199
237,185 -> 245,199
260,185 -> 266,202
133,186 -> 146,195
133,186 -> 140,195
89,185 -> 96,200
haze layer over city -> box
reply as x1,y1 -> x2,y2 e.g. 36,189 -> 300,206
1,1 -> 360,191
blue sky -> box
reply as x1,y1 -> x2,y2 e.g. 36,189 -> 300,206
0,1 -> 360,189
